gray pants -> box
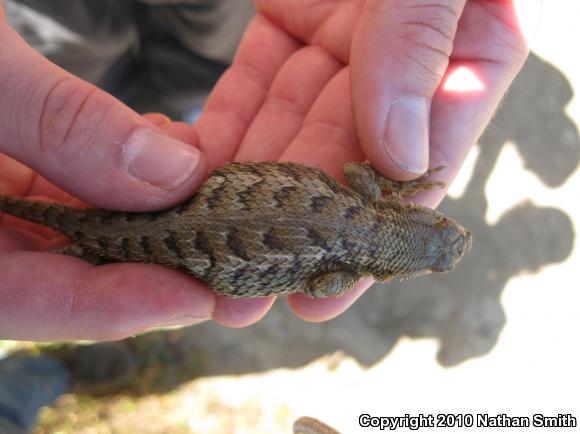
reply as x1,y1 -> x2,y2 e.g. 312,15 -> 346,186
0,355 -> 68,434
5,0 -> 255,114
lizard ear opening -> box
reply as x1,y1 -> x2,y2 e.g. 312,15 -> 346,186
407,204 -> 445,227
398,268 -> 432,280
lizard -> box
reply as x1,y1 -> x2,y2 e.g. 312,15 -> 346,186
0,161 -> 472,298
293,416 -> 342,434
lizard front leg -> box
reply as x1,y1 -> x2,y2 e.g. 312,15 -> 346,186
343,162 -> 446,198
342,162 -> 382,200
377,165 -> 446,196
303,271 -> 360,298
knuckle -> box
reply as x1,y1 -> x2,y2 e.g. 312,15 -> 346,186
489,18 -> 530,65
395,1 -> 462,87
38,77 -> 104,156
403,36 -> 449,87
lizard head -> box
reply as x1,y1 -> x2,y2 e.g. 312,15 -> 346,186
375,204 -> 472,279
419,210 -> 473,273
368,203 -> 472,281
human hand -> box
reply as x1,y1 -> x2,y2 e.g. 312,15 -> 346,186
190,1 -> 529,321
0,5 -> 273,341
0,0 -> 531,339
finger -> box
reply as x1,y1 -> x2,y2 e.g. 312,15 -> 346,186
281,67 -> 364,176
450,1 -> 529,66
412,1 -> 530,208
351,0 -> 467,179
27,121 -> 199,205
235,46 -> 343,161
3,178 -> 79,239
255,0 -> 361,63
417,63 -> 525,209
255,0 -> 337,42
143,112 -> 172,126
0,252 -> 215,341
156,121 -> 201,155
2,120 -> 201,237
193,15 -> 301,171
281,68 -> 367,319
0,154 -> 35,196
288,278 -> 373,322
0,25 -> 206,211
28,175 -> 77,204
0,160 -> 58,236
0,168 -> 84,238
0,226 -> 53,254
212,296 -> 276,328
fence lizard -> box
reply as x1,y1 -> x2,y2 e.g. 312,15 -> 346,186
0,162 -> 472,298
293,416 -> 342,434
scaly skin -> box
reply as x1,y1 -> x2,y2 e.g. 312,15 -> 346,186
293,416 -> 342,434
0,162 -> 472,298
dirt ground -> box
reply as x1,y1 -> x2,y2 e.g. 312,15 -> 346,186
5,2 -> 579,434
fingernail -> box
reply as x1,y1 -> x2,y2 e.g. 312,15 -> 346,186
121,126 -> 201,190
383,97 -> 430,175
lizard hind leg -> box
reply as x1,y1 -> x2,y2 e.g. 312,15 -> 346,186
302,271 -> 360,298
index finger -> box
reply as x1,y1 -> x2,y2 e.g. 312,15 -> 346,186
193,15 -> 301,171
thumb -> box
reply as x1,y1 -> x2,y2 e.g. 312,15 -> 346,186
0,22 -> 206,211
351,0 -> 466,179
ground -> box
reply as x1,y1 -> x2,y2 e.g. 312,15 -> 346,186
3,2 -> 580,433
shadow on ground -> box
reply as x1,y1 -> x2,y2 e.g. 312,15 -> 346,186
102,52 -> 579,396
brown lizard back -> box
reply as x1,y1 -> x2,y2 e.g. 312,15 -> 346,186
0,162 -> 472,298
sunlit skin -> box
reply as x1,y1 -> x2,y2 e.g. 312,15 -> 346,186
443,66 -> 485,93
0,1 -> 529,340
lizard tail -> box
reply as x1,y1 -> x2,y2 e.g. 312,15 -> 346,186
0,195 -> 89,236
